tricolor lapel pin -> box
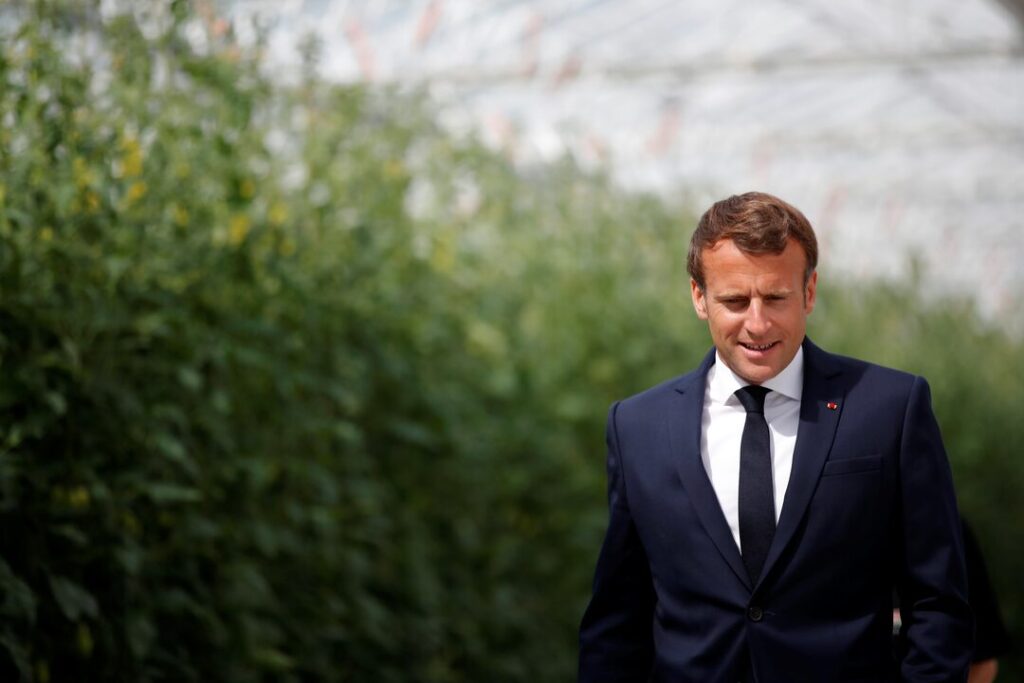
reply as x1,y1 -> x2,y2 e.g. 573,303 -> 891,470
826,401 -> 838,410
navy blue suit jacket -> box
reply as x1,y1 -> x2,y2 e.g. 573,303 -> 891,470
579,339 -> 972,682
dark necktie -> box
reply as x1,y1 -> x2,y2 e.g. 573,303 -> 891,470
735,385 -> 774,584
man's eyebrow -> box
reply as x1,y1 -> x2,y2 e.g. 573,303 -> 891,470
713,288 -> 793,300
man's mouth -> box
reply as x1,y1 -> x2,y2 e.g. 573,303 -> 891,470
740,341 -> 778,352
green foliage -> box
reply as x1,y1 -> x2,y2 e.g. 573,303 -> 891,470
0,2 -> 697,680
0,1 -> 1021,681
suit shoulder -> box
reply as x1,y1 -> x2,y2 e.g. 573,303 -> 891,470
615,366 -> 702,412
820,348 -> 926,395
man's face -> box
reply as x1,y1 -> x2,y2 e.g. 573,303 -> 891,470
690,238 -> 816,385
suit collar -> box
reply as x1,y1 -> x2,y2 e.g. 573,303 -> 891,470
707,346 -> 805,403
671,345 -> 716,396
669,346 -> 752,590
757,337 -> 845,589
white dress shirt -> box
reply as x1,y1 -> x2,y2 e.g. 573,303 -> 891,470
699,346 -> 804,553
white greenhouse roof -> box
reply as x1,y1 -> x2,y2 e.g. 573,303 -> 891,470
221,0 -> 1024,322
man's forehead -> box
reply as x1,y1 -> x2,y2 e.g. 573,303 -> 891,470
705,236 -> 801,259
710,282 -> 796,297
702,239 -> 808,278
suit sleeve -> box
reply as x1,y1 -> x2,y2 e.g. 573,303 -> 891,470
578,402 -> 656,683
896,376 -> 973,682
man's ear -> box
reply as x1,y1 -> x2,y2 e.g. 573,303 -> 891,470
804,270 -> 818,315
690,278 -> 709,320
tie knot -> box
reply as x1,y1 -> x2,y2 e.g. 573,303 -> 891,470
735,385 -> 770,413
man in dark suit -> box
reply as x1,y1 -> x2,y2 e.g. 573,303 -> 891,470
579,192 -> 972,682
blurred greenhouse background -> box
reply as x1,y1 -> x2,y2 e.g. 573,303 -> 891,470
225,0 -> 1024,322
0,0 -> 1022,681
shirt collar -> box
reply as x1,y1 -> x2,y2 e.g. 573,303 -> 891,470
708,345 -> 804,404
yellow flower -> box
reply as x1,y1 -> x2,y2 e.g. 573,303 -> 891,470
120,136 -> 143,178
172,204 -> 190,227
40,226 -> 54,242
72,157 -> 94,188
430,232 -> 456,274
228,214 -> 251,245
240,178 -> 255,199
384,159 -> 407,179
124,181 -> 147,206
122,511 -> 142,537
268,202 -> 288,226
68,486 -> 91,510
84,191 -> 100,213
77,622 -> 94,657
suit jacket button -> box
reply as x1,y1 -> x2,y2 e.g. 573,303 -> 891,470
747,606 -> 764,622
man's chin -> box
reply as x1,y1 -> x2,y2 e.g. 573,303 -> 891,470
729,359 -> 780,386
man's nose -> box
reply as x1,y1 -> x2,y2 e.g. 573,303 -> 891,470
745,301 -> 771,337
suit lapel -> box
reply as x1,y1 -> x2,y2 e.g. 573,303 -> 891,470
668,349 -> 752,591
757,339 -> 844,588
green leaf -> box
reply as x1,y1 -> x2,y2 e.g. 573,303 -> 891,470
0,558 -> 37,625
145,483 -> 202,504
48,575 -> 98,622
253,647 -> 295,672
0,634 -> 31,680
153,433 -> 193,471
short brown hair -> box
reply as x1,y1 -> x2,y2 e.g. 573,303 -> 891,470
687,192 -> 818,290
